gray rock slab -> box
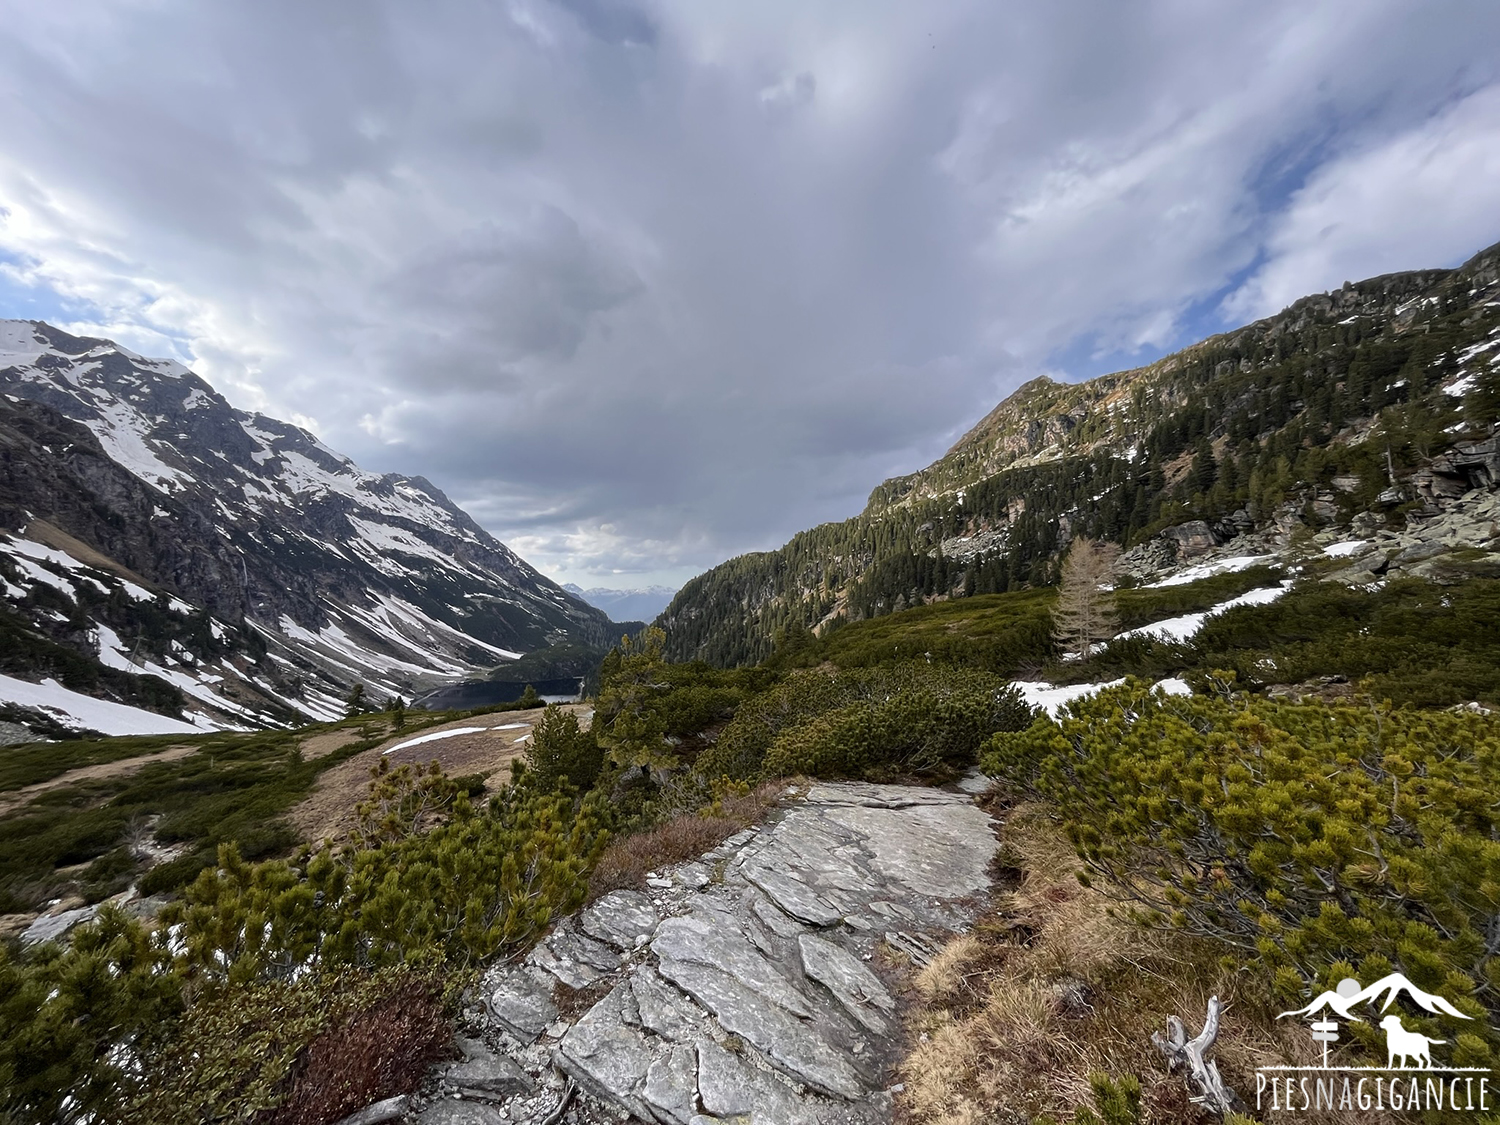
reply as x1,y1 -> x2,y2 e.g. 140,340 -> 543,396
798,933 -> 894,1035
528,925 -> 620,989
742,866 -> 844,927
555,983 -> 658,1121
696,1039 -> 819,1125
752,895 -> 807,938
954,769 -> 994,795
821,800 -> 994,900
581,889 -> 659,950
486,965 -> 557,1043
644,1043 -> 700,1124
654,905 -> 813,1019
657,957 -> 868,1100
631,965 -> 708,1043
21,905 -> 98,946
444,1047 -> 532,1097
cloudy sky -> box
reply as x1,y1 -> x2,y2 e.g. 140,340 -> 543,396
1,1 -> 1498,588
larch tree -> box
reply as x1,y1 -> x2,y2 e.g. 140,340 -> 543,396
1052,537 -> 1120,661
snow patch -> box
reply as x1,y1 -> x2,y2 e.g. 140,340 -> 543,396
1323,540 -> 1370,558
1118,582 -> 1293,643
0,672 -> 200,736
382,726 -> 489,755
1011,679 -> 1127,719
1146,555 -> 1277,588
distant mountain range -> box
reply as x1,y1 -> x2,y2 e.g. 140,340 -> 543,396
661,239 -> 1500,665
0,320 -> 613,735
562,583 -> 678,625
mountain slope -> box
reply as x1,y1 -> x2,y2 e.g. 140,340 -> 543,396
661,240 -> 1500,666
0,320 -> 612,730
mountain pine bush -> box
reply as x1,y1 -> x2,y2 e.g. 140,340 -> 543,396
981,680 -> 1500,1062
700,663 -> 1035,781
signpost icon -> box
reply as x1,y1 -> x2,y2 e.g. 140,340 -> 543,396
1310,1019 -> 1339,1067
1308,977 -> 1364,1068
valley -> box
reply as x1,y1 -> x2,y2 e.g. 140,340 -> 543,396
4,241 -> 1500,1124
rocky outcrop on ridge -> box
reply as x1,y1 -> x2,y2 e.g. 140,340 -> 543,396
409,781 -> 999,1124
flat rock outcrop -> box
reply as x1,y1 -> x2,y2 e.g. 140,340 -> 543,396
415,781 -> 997,1124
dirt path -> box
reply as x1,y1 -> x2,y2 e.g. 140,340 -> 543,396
0,745 -> 198,816
289,705 -> 593,846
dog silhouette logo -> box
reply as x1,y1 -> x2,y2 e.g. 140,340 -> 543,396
1380,1014 -> 1445,1070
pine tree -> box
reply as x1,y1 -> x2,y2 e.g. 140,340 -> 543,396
344,683 -> 367,718
1051,537 -> 1120,662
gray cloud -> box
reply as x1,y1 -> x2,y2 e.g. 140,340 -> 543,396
0,0 -> 1498,585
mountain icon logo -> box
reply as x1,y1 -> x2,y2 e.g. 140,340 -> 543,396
1278,972 -> 1474,1025
1275,972 -> 1472,1071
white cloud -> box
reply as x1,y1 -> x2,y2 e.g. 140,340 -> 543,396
1225,83 -> 1500,321
0,0 -> 1496,585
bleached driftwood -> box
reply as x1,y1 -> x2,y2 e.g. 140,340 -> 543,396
1152,996 -> 1243,1116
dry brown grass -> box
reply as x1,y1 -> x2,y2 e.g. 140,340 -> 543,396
587,780 -> 786,901
897,802 -> 1364,1125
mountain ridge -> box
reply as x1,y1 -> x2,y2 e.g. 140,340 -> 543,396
0,320 -> 613,733
660,239 -> 1500,665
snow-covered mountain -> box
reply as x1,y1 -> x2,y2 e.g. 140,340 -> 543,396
0,320 -> 613,734
561,583 -> 678,624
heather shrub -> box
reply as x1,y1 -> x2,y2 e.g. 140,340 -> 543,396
133,965 -> 451,1125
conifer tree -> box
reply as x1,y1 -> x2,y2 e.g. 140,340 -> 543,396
1051,537 -> 1119,662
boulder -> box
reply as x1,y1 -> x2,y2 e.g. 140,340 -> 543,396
1160,520 -> 1219,559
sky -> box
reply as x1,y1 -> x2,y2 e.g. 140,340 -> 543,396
1,2 -> 1498,589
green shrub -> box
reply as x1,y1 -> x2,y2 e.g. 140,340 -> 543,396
526,705 -> 606,791
982,681 -> 1500,1058
0,907 -> 183,1125
704,663 -> 1035,782
166,784 -> 610,979
138,849 -> 215,896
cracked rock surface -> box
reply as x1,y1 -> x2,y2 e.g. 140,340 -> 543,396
409,781 -> 998,1124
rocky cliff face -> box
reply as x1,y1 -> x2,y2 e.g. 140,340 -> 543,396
0,320 -> 612,730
